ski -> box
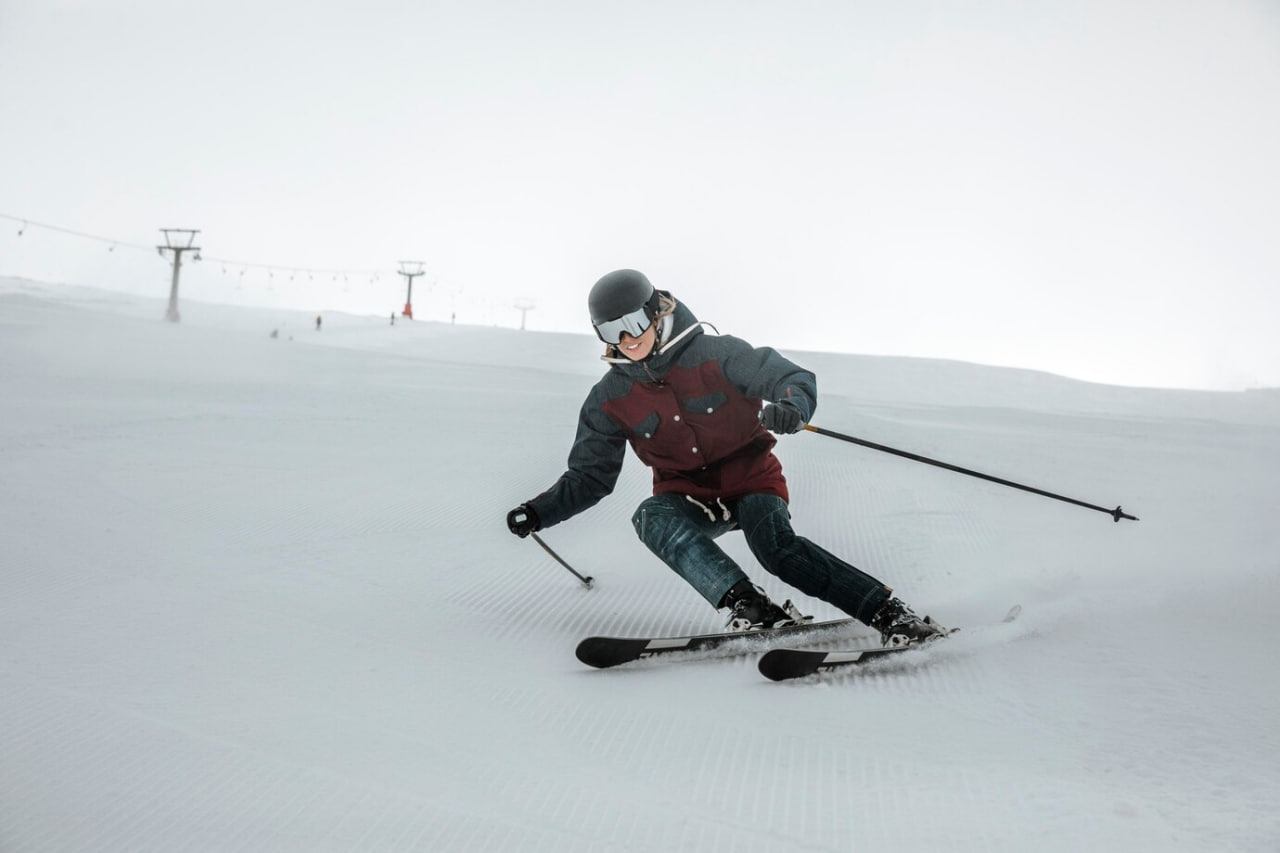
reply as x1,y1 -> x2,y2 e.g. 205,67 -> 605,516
758,605 -> 1022,681
757,643 -> 920,681
575,617 -> 861,669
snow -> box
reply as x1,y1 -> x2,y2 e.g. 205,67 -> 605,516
2,277 -> 1278,852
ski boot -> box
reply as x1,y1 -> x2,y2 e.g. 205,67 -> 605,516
722,580 -> 810,632
870,597 -> 949,647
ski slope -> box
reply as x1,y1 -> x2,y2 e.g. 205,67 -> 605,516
2,278 -> 1278,852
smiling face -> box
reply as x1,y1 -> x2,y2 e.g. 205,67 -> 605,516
617,324 -> 658,361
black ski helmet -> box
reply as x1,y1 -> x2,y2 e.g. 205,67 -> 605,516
588,269 -> 660,330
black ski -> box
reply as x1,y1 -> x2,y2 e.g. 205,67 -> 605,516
757,643 -> 920,681
758,605 -> 1023,681
575,617 -> 861,669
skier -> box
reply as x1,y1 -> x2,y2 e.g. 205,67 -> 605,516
506,269 -> 947,646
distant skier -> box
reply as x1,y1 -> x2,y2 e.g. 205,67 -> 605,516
506,269 -> 947,645
315,315 -> 322,331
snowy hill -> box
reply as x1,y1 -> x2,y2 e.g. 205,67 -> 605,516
2,278 -> 1278,852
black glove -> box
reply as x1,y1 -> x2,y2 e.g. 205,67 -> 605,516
506,504 -> 540,538
760,402 -> 804,434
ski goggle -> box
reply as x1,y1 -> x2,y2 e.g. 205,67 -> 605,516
593,306 -> 654,345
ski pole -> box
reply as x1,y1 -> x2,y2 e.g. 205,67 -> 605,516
531,532 -> 596,588
803,423 -> 1139,523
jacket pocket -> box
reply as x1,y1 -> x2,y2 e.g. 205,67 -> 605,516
683,391 -> 729,415
631,411 -> 661,440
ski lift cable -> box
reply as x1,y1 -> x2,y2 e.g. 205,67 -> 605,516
1,212 -> 397,279
1,212 -> 151,251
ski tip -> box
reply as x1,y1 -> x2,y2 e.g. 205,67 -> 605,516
574,639 -> 616,668
574,636 -> 648,669
757,648 -> 826,682
574,644 -> 609,669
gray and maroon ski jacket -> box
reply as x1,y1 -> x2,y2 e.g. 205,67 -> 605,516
528,295 -> 817,530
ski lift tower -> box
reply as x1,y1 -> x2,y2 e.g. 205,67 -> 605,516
514,300 -> 535,331
158,228 -> 201,323
398,261 -> 425,319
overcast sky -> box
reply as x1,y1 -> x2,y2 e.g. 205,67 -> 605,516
3,0 -> 1278,390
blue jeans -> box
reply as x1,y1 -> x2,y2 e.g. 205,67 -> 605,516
631,492 -> 892,623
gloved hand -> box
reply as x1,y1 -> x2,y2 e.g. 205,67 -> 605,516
760,402 -> 804,434
506,504 -> 540,538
